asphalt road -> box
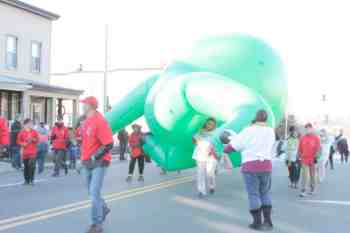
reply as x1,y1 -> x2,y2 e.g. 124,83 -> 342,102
0,158 -> 349,233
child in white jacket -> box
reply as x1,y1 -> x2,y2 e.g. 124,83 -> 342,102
193,118 -> 218,197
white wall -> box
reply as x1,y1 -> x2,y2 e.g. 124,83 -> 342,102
0,3 -> 52,84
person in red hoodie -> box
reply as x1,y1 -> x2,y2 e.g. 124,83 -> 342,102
17,119 -> 39,185
126,124 -> 145,182
298,123 -> 321,197
80,96 -> 114,233
51,118 -> 69,177
0,116 -> 9,158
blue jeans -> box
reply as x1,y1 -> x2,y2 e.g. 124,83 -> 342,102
68,145 -> 78,169
10,145 -> 21,169
84,166 -> 107,224
242,172 -> 272,210
37,149 -> 47,174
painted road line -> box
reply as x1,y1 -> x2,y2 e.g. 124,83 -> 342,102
0,179 -> 47,189
301,200 -> 350,206
0,176 -> 192,226
0,177 -> 194,232
0,176 -> 193,227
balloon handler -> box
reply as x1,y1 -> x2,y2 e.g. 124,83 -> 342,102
126,124 -> 146,182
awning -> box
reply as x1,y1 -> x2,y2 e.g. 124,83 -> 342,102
0,75 -> 83,96
0,76 -> 32,91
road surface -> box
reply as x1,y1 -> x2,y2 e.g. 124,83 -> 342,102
0,158 -> 349,233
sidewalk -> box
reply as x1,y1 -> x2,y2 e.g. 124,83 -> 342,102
0,153 -> 124,175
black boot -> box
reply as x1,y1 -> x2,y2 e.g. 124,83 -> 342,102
261,205 -> 273,231
249,209 -> 262,230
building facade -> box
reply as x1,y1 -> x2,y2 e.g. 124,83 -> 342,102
0,0 -> 83,126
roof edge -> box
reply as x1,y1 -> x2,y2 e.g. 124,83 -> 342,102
0,0 -> 60,20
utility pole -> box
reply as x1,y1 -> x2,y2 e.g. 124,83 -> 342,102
322,94 -> 328,125
103,24 -> 109,113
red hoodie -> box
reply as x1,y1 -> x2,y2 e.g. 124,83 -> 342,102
0,117 -> 9,145
81,111 -> 113,161
51,125 -> 69,150
299,133 -> 321,165
129,132 -> 144,158
17,129 -> 39,159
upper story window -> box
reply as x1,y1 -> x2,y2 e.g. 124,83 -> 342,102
31,42 -> 42,73
6,36 -> 18,70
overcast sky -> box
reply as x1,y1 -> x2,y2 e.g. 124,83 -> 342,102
25,0 -> 350,120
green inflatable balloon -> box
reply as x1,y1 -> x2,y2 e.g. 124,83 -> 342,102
106,34 -> 287,171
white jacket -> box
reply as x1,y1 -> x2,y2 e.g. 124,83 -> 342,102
229,124 -> 276,164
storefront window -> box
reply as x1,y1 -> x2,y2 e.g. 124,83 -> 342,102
0,92 -> 9,119
10,93 -> 21,120
31,96 -> 45,124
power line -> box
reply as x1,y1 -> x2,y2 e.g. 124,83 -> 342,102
51,66 -> 163,76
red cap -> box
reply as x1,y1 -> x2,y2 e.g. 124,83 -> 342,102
80,96 -> 98,108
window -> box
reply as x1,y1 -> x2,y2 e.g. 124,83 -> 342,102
31,42 -> 42,73
0,92 -> 9,119
6,36 -> 18,69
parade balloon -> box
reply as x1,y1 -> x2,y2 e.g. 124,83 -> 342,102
106,34 -> 287,171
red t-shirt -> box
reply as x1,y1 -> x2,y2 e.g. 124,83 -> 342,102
51,126 -> 69,150
17,129 -> 39,159
81,111 -> 113,161
299,134 -> 321,165
0,117 -> 9,145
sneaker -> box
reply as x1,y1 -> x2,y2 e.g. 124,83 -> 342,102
198,192 -> 206,198
299,192 -> 307,197
126,175 -> 132,182
209,188 -> 215,194
138,175 -> 144,182
86,224 -> 103,233
308,191 -> 315,196
102,206 -> 111,222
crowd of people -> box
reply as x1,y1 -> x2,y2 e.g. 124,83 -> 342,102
0,114 -> 83,183
285,123 -> 348,197
1,101 -> 349,233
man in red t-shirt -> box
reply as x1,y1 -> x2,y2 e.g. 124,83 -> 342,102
51,118 -> 69,177
0,116 -> 9,158
17,119 -> 39,185
298,123 -> 321,197
80,96 -> 113,233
